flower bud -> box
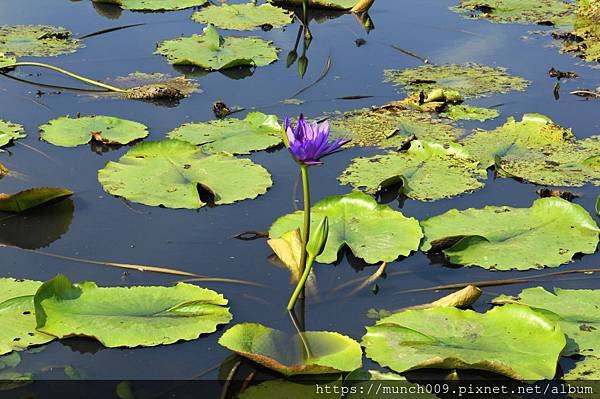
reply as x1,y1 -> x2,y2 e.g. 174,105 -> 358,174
298,56 -> 308,79
306,217 -> 328,258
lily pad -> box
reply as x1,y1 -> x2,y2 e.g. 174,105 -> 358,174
238,378 -> 341,399
270,0 -> 370,11
420,197 -> 600,270
565,357 -> 600,380
441,105 -> 500,121
329,107 -> 463,148
34,275 -> 232,348
362,305 -> 566,380
0,187 -> 73,213
218,323 -> 362,376
0,278 -> 55,355
384,64 -> 530,99
269,191 -> 422,264
0,25 -> 82,57
156,25 -> 278,70
492,287 -> 600,356
167,112 -> 283,154
339,140 -> 486,201
0,53 -> 15,69
0,120 -> 25,148
192,4 -> 293,31
452,0 -> 576,26
92,0 -> 208,11
40,115 -> 149,148
98,139 -> 272,209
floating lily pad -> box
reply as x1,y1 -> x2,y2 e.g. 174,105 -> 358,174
218,323 -> 362,376
0,53 -> 16,69
0,278 -> 55,355
192,4 -> 293,31
34,275 -> 232,348
270,0 -> 368,11
559,0 -> 600,62
270,191 -> 422,264
452,0 -> 575,26
40,115 -> 149,148
420,197 -> 600,270
92,0 -> 208,11
441,105 -> 500,121
565,357 -> 600,380
0,25 -> 82,57
238,378 -> 341,399
492,287 -> 600,357
167,112 -> 282,154
0,187 -> 73,213
0,120 -> 25,148
362,305 -> 565,380
339,140 -> 486,201
98,139 -> 272,209
267,229 -> 303,283
384,64 -> 530,99
156,25 -> 278,70
346,370 -> 438,399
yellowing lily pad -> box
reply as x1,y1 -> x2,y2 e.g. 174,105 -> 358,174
0,120 -> 25,148
0,278 -> 55,355
0,188 -> 73,213
111,72 -> 201,101
384,63 -> 530,99
167,112 -> 283,154
218,323 -> 362,376
98,139 -> 272,209
34,275 -> 232,348
40,115 -> 149,148
270,191 -> 422,264
0,25 -> 82,57
362,305 -> 566,380
92,0 -> 208,11
420,197 -> 600,270
452,0 -> 576,26
156,25 -> 279,70
492,287 -> 600,357
192,4 -> 293,31
339,140 -> 486,201
0,53 -> 16,69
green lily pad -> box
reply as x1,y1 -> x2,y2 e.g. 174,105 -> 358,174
560,0 -> 600,62
0,120 -> 25,148
441,105 -> 500,121
238,378 -> 341,399
0,25 -> 82,57
34,274 -> 232,348
329,107 -> 463,148
384,64 -> 530,99
270,0 -> 366,11
156,25 -> 278,70
92,0 -> 208,11
420,197 -> 600,270
269,191 -> 422,264
98,139 -> 272,209
452,0 -> 576,26
40,115 -> 149,148
0,278 -> 55,355
0,53 -> 16,69
346,370 -> 438,398
0,187 -> 73,213
362,305 -> 566,380
492,287 -> 600,357
167,112 -> 283,155
192,4 -> 293,31
218,323 -> 362,376
339,140 -> 486,201
565,357 -> 600,380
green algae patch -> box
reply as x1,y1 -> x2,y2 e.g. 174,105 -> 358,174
441,104 -> 500,121
0,25 -> 82,57
384,64 -> 530,99
559,0 -> 600,62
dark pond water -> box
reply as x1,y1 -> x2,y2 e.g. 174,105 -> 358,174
0,0 -> 599,384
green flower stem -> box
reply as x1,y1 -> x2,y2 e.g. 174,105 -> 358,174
7,62 -> 127,93
287,254 -> 315,311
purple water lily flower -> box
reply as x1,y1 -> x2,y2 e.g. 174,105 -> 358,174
284,114 -> 350,165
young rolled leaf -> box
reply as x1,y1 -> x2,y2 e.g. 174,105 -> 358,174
34,275 -> 232,348
192,4 -> 293,31
0,188 -> 73,213
492,287 -> 600,356
270,191 -> 423,264
362,305 -> 565,380
0,120 -> 26,147
420,197 -> 600,270
218,323 -> 362,376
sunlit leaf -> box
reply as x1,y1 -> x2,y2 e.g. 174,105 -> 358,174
192,4 -> 293,31
0,25 -> 82,57
167,112 -> 282,154
0,187 -> 72,213
270,191 -> 422,264
492,287 -> 600,356
441,104 -> 500,121
339,140 -> 486,201
219,323 -> 362,376
0,120 -> 25,148
34,274 -> 232,348
98,139 -> 272,209
420,197 -> 600,270
362,305 -> 565,380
